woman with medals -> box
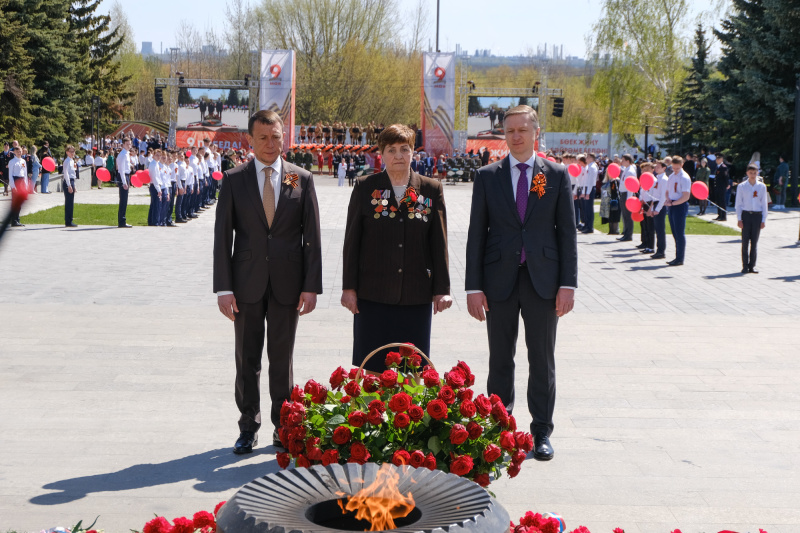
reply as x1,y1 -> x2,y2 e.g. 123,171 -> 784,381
341,124 -> 452,373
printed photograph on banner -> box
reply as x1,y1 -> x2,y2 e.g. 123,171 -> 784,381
467,96 -> 539,140
177,88 -> 249,131
422,52 -> 455,157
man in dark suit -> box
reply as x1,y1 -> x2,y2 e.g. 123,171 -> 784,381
713,154 -> 729,221
214,109 -> 323,454
466,105 -> 577,462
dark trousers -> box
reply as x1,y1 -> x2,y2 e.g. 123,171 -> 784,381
167,183 -> 176,222
581,188 -> 595,231
642,208 -> 655,249
654,208 -> 667,254
148,184 -> 159,226
620,192 -> 634,238
741,211 -> 762,269
573,198 -> 581,225
159,187 -> 169,225
175,185 -> 184,220
64,179 -> 75,226
716,187 -> 728,219
486,266 -> 558,436
668,202 -> 688,262
118,174 -> 130,226
234,283 -> 300,432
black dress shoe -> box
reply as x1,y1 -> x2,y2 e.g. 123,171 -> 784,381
166,221 -> 177,227
650,252 -> 665,259
66,223 -> 78,227
272,429 -> 284,449
233,431 -> 257,454
118,223 -> 132,228
667,259 -> 683,266
741,268 -> 748,274
618,237 -> 632,242
749,268 -> 759,274
636,243 -> 646,249
532,432 -> 554,461
11,221 -> 24,227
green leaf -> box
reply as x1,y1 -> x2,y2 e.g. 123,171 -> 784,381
428,436 -> 441,455
310,414 -> 325,426
327,414 -> 346,426
422,412 -> 431,426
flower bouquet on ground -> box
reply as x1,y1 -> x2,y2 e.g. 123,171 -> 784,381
277,343 -> 533,487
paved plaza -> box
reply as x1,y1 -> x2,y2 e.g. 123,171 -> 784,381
1,175 -> 799,533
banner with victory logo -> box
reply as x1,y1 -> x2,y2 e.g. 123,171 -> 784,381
421,52 -> 455,157
260,50 -> 296,152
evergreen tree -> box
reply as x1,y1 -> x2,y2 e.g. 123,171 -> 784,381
226,88 -> 238,106
0,0 -> 34,143
178,86 -> 192,105
518,96 -> 529,106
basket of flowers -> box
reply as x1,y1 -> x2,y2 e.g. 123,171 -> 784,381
276,343 -> 533,487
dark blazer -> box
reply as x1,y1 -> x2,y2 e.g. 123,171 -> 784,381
213,158 -> 323,305
465,155 -> 577,301
343,170 -> 449,305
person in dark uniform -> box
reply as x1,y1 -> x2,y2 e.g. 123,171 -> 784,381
713,153 -> 729,221
488,108 -> 497,129
199,100 -> 207,122
341,124 -> 452,374
481,147 -> 491,167
1,143 -> 11,196
216,100 -> 223,120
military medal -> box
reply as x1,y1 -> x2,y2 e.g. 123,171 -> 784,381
371,190 -> 381,205
283,173 -> 299,189
374,213 -> 380,219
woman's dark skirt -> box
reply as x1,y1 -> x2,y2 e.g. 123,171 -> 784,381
352,298 -> 432,373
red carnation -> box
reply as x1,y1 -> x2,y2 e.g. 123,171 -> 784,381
143,517 -> 172,533
438,386 -> 456,405
394,412 -> 411,428
193,511 -> 215,530
171,517 -> 194,533
348,410 -> 367,428
409,450 -> 425,467
349,441 -> 370,463
367,409 -> 384,425
385,351 -> 403,367
388,392 -> 412,413
391,449 -> 411,466
467,421 -> 483,439
291,385 -> 304,402
368,399 -> 386,413
473,473 -> 491,487
398,344 -> 415,358
474,394 -> 492,417
450,454 -> 474,476
507,462 -> 521,478
423,452 -> 437,470
499,431 -> 516,452
344,380 -> 361,397
276,452 -> 291,469
296,454 -> 311,468
408,404 -> 424,422
483,443 -> 502,462
322,449 -> 339,466
445,370 -> 465,389
512,450 -> 526,464
422,367 -> 441,388
449,423 -> 469,445
214,501 -> 226,517
457,388 -> 474,402
380,369 -> 398,388
332,426 -> 352,445
426,399 -> 448,420
363,374 -> 380,392
329,366 -> 348,389
515,431 -> 534,453
459,400 -> 477,418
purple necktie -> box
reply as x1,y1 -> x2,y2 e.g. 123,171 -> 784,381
515,162 -> 529,264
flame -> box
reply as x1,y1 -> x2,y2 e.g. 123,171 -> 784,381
338,464 -> 415,531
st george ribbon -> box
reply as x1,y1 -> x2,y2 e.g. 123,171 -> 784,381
260,50 -> 296,153
421,52 -> 455,157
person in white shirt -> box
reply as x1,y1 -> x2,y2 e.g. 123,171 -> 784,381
8,146 -> 28,226
63,146 -> 78,227
174,151 -> 188,223
735,164 -> 769,274
93,151 -> 105,189
116,138 -> 133,228
648,160 -> 669,259
337,153 -> 346,186
618,154 -> 637,241
637,161 -> 656,254
158,151 -> 174,226
148,149 -> 164,226
581,153 -> 598,234
665,155 -> 692,266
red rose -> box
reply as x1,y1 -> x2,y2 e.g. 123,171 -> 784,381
409,450 -> 425,467
438,386 -> 456,405
214,501 -> 226,517
322,449 -> 339,466
171,517 -> 194,533
344,380 -> 361,397
467,421 -> 483,439
489,393 -> 502,405
349,441 -> 370,463
423,453 -> 437,470
192,511 -> 215,530
348,410 -> 367,428
445,370 -> 465,389
304,379 -> 328,404
426,399 -> 448,420
289,426 -> 306,441
473,473 -> 491,487
508,415 -> 517,431
366,409 -> 383,425
394,412 -> 410,428
385,351 -> 403,367
507,462 -> 521,478
363,374 -> 380,392
287,411 -> 303,427
457,389 -> 474,402
291,385 -> 305,402
422,367 -> 441,388
329,366 -> 348,389
391,449 -> 411,466
459,400 -> 477,418
380,369 -> 398,388
348,368 -> 361,380
408,353 -> 422,368
305,437 -> 320,453
388,392 -> 412,413
457,361 -> 475,386
278,427 -> 289,447
450,454 -> 474,476
368,399 -> 386,413
492,402 -> 509,426
483,443 -> 502,462
332,426 -> 352,445
499,431 -> 516,452
408,405 -> 424,422
474,395 -> 492,417
143,517 -> 172,533
398,344 -> 415,358
307,447 -> 324,461
515,431 -> 534,453
341,395 -> 351,404
296,454 -> 311,468
288,439 -> 305,455
449,423 -> 469,445
277,452 -> 291,468
512,450 -> 526,464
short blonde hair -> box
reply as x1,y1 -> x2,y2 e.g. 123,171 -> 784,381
503,105 -> 539,129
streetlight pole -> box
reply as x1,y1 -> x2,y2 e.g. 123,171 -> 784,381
793,74 -> 800,240
435,0 -> 440,52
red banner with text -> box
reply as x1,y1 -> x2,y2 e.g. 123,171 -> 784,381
175,131 -> 251,151
466,139 -> 509,163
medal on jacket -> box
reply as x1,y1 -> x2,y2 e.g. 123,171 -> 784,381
371,190 -> 381,205
283,173 -> 299,188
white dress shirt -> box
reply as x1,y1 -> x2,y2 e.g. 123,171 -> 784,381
117,149 -> 130,176
93,156 -> 104,167
85,154 -> 94,167
735,179 -> 769,223
667,169 -> 691,201
63,156 -> 77,185
148,159 -> 162,189
620,164 -> 637,193
586,162 -> 598,191
8,156 -> 27,189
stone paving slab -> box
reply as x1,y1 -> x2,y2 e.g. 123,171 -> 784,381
1,175 -> 799,533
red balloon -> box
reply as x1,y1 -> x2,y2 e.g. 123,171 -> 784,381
537,152 -> 546,158
624,176 -> 640,193
691,181 -> 709,200
546,156 -> 556,162
625,197 -> 642,213
212,171 -> 223,180
131,174 -> 143,188
96,167 -> 111,182
606,163 -> 621,179
42,157 -> 56,173
186,151 -> 192,157
631,211 -> 645,222
567,163 -> 581,177
639,172 -> 655,191
141,169 -> 151,184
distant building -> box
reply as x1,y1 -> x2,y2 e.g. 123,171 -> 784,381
141,42 -> 154,56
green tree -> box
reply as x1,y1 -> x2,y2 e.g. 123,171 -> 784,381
0,0 -> 34,143
226,88 -> 238,106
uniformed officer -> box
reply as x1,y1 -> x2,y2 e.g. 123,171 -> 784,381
735,164 -> 769,274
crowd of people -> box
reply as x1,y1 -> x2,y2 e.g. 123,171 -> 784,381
296,121 -> 385,145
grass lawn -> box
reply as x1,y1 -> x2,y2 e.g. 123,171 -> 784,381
21,204 -> 151,226
590,212 -> 739,236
